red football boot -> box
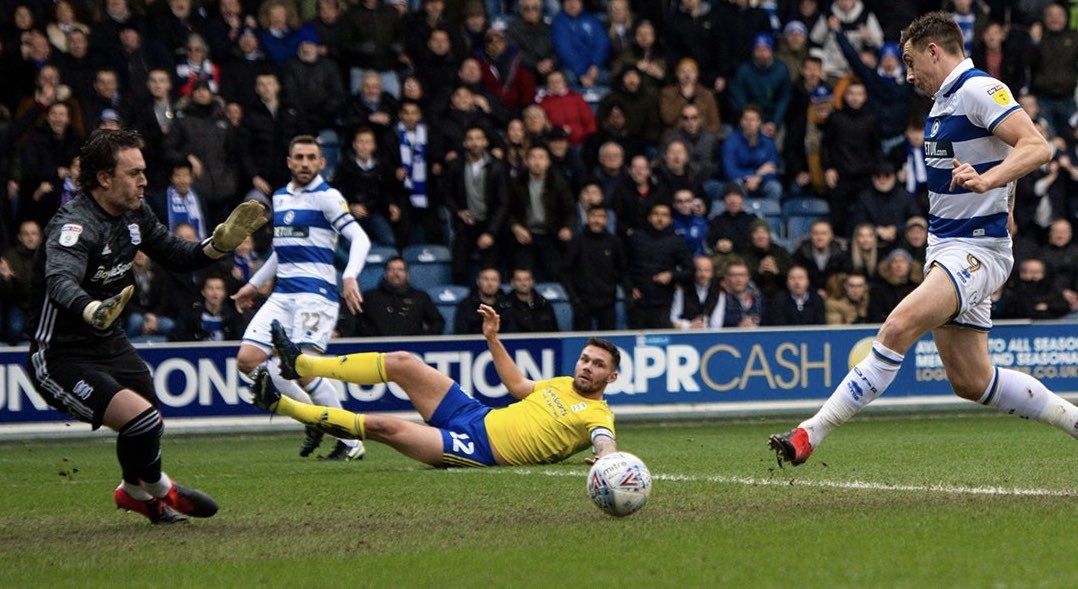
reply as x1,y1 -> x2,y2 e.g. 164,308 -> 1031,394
114,485 -> 188,524
768,427 -> 814,466
161,482 -> 219,518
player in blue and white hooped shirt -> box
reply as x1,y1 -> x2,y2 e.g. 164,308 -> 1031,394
233,135 -> 372,460
770,12 -> 1078,466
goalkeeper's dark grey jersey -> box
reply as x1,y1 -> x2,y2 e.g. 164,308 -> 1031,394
27,192 -> 213,349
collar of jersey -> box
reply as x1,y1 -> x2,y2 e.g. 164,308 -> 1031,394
285,174 -> 326,195
936,58 -> 975,99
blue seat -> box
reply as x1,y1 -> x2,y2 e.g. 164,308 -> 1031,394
783,198 -> 830,243
366,245 -> 399,265
403,245 -> 452,291
428,285 -> 469,335
535,282 -> 568,302
744,199 -> 781,217
552,302 -> 571,332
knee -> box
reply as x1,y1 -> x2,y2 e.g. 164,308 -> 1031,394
119,407 -> 164,441
877,313 -> 916,353
382,351 -> 418,378
363,415 -> 399,440
236,348 -> 265,375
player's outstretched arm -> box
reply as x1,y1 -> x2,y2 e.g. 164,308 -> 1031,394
478,304 -> 535,400
585,433 -> 618,465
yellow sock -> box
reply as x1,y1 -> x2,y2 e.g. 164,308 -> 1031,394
296,352 -> 387,384
274,395 -> 366,440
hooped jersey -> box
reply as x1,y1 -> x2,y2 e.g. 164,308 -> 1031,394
484,377 -> 615,466
271,174 -> 355,302
923,58 -> 1021,249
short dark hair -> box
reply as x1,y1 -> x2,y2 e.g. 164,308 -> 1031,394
288,134 -> 321,155
399,99 -> 422,113
352,126 -> 377,142
78,129 -> 144,192
171,161 -> 193,175
741,104 -> 764,119
900,11 -> 964,56
464,125 -> 488,140
385,255 -> 406,269
585,337 -> 620,370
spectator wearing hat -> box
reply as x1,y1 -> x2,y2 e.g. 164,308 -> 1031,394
832,17 -> 911,150
898,216 -> 928,266
742,219 -> 792,299
723,105 -> 783,203
626,202 -> 694,329
766,264 -> 826,326
599,67 -> 662,145
282,28 -> 345,134
550,0 -> 610,88
791,219 -> 850,295
537,70 -> 596,146
808,0 -> 883,83
477,28 -> 537,113
712,0 -> 773,91
707,184 -> 758,257
867,248 -> 920,322
545,126 -> 587,194
850,161 -> 920,250
775,21 -> 809,82
730,33 -> 791,136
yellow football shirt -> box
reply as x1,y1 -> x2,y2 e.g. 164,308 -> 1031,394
484,377 -> 616,466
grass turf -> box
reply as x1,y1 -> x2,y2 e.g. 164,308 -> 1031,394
0,413 -> 1075,588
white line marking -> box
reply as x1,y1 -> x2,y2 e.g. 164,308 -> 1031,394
448,468 -> 1078,498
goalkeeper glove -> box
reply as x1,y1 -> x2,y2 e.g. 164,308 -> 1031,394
204,200 -> 268,258
82,285 -> 134,330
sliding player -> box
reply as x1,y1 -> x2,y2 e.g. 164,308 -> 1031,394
770,12 -> 1078,466
248,306 -> 620,467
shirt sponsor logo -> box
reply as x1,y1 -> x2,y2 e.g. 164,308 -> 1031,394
924,141 -> 954,158
92,261 -> 134,284
128,223 -> 142,245
58,224 -> 83,247
274,226 -> 310,238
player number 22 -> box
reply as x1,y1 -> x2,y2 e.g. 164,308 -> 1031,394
299,312 -> 321,332
450,432 -> 475,455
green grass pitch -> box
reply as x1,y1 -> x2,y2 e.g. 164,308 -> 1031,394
1,413 -> 1075,588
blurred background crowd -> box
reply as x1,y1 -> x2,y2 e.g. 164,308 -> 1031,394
1,0 -> 1076,344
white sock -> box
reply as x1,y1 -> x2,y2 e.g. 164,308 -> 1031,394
141,471 -> 172,499
799,341 -> 904,447
306,378 -> 360,449
121,480 -> 152,501
981,368 -> 1078,439
266,359 -> 313,404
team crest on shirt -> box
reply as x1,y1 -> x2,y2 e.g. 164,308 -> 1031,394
58,224 -> 82,247
128,223 -> 141,245
283,210 -> 295,224
986,84 -> 1012,106
930,119 -> 940,137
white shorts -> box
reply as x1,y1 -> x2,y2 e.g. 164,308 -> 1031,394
925,239 -> 1013,332
242,293 -> 339,353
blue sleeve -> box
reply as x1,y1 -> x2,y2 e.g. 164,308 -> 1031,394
722,136 -> 749,180
551,16 -> 586,77
836,31 -> 881,94
589,15 -> 610,68
764,140 -> 781,180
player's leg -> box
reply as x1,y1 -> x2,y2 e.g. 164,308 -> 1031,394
271,320 -> 455,421
237,295 -> 315,403
771,265 -> 959,464
291,296 -> 365,460
363,415 -> 444,466
935,326 -> 1078,438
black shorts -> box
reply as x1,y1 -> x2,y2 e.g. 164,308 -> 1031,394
26,340 -> 156,430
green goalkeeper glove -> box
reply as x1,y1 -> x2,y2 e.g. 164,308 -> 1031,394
82,285 -> 134,330
204,200 -> 268,258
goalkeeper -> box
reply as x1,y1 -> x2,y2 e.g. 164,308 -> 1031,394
26,129 -> 267,524
250,305 -> 621,468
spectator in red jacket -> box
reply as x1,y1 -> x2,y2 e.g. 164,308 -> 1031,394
537,70 -> 596,145
477,28 -> 536,113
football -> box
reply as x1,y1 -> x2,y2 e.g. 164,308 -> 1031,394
586,452 -> 652,517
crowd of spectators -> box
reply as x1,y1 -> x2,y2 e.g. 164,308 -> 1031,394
1,0 -> 1076,344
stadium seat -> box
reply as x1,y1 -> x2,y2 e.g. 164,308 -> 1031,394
535,282 -> 570,331
357,246 -> 398,291
403,245 -> 452,291
783,198 -> 830,244
427,285 -> 469,335
743,199 -> 784,237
